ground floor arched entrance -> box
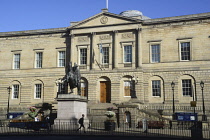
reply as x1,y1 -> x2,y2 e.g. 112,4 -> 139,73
100,81 -> 111,103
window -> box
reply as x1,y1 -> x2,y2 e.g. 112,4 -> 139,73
12,85 -> 19,99
152,80 -> 161,96
13,54 -> 20,69
35,52 -> 43,68
102,47 -> 109,64
35,84 -> 42,99
151,44 -> 160,63
124,45 -> 132,63
182,79 -> 192,96
180,42 -> 190,60
81,82 -> 87,97
80,48 -> 87,65
124,81 -> 131,96
58,51 -> 65,67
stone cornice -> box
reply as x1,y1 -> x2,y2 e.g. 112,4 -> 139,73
143,12 -> 210,25
56,94 -> 88,102
0,27 -> 67,38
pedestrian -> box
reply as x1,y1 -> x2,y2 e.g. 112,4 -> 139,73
77,114 -> 86,133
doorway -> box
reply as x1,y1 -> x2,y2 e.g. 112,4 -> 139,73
100,81 -> 111,103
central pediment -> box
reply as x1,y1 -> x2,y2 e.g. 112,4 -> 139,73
69,12 -> 141,29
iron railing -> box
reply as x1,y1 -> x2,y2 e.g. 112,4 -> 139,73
0,120 -> 209,139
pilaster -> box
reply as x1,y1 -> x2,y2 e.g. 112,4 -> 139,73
113,30 -> 119,69
137,28 -> 142,68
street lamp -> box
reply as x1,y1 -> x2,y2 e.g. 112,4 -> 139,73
200,81 -> 207,121
171,81 -> 175,120
7,86 -> 12,119
131,76 -> 138,98
131,76 -> 138,85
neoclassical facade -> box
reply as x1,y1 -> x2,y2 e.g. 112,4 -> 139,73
0,9 -> 210,119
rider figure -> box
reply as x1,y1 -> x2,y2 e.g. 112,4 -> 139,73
64,62 -> 81,94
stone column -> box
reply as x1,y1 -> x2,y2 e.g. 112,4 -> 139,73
70,34 -> 75,63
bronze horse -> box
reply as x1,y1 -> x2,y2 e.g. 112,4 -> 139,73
63,62 -> 81,94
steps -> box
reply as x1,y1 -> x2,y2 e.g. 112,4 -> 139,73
87,103 -> 117,123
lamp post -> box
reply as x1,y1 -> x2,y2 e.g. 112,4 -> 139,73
200,81 -> 207,121
131,76 -> 138,98
7,86 -> 12,119
171,82 -> 175,120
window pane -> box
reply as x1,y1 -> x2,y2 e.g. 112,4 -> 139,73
182,79 -> 192,96
102,47 -> 109,64
124,45 -> 132,63
151,44 -> 160,62
152,80 -> 161,96
124,81 -> 131,96
181,42 -> 190,60
81,82 -> 87,97
59,51 -> 65,67
14,54 -> 20,69
36,52 -> 43,68
13,85 -> 19,99
80,48 -> 87,65
35,84 -> 42,98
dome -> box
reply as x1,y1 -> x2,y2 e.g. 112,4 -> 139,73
120,10 -> 143,17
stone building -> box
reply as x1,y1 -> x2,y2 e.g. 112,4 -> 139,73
0,9 -> 210,122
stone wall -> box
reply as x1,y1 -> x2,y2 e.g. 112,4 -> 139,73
0,11 -> 210,118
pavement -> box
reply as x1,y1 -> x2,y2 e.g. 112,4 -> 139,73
0,135 -> 190,140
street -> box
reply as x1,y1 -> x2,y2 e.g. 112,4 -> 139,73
0,135 -> 190,140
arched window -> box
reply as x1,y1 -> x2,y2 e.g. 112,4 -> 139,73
148,76 -> 164,103
12,84 -> 20,99
177,75 -> 195,103
80,78 -> 88,97
11,80 -> 21,99
124,81 -> 131,96
122,76 -> 133,97
152,80 -> 161,97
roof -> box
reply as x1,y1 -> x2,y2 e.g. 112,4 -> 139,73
0,11 -> 210,37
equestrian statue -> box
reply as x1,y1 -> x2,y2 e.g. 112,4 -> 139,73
63,62 -> 81,94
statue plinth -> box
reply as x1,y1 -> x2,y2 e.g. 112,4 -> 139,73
53,94 -> 88,130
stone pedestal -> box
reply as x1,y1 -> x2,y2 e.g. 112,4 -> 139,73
52,94 -> 88,130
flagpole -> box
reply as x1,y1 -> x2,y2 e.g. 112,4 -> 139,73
106,0 -> 108,9
100,41 -> 105,70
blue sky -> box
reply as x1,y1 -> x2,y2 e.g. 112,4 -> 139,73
1,0 -> 210,32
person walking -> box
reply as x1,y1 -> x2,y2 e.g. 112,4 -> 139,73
77,114 -> 86,133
